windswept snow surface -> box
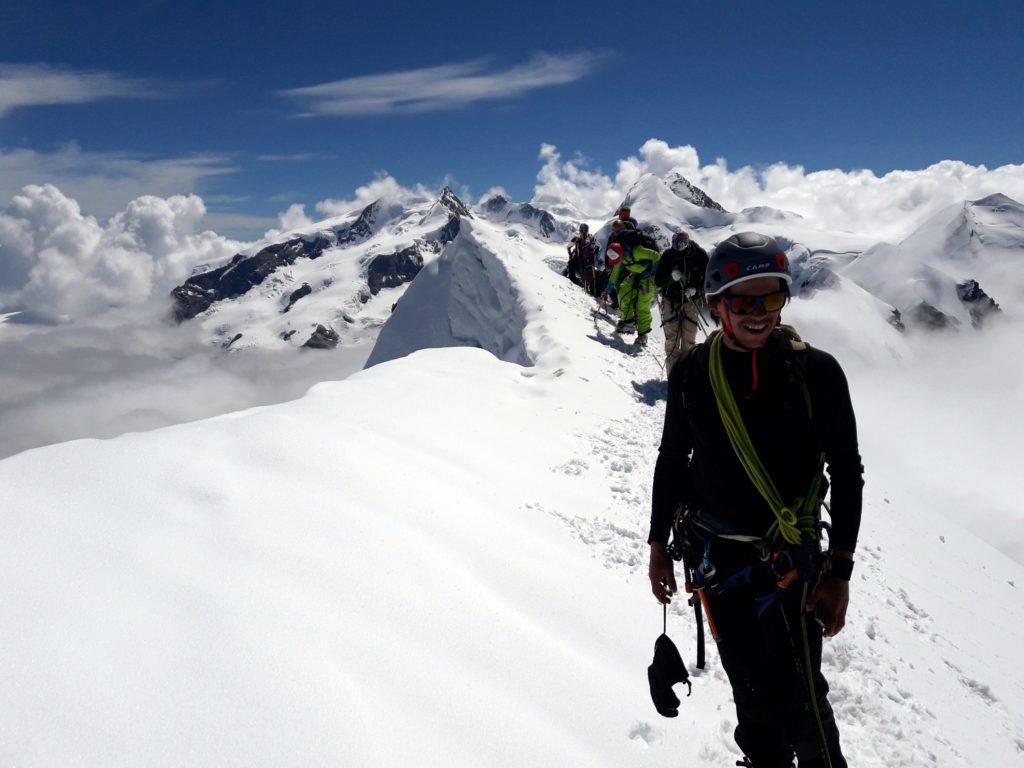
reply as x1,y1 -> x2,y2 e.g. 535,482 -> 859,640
2,219 -> 1024,767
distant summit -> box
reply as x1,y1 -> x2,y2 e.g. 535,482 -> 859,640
664,172 -> 726,212
475,194 -> 564,239
437,186 -> 472,219
842,192 -> 1024,329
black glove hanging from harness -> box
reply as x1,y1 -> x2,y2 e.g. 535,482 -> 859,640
647,603 -> 692,718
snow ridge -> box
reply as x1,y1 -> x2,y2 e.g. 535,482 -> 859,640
4,171 -> 1024,768
366,220 -> 532,368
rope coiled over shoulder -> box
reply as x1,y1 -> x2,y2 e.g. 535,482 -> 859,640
707,330 -> 824,547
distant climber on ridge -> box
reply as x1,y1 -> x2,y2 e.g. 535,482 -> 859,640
616,205 -> 638,228
656,230 -> 709,373
566,223 -> 600,294
604,228 -> 660,347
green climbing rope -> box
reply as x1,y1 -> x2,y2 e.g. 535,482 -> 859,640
707,330 -> 823,547
708,328 -> 835,767
799,582 -> 835,768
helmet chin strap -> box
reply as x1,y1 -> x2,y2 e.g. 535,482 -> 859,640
720,303 -> 753,352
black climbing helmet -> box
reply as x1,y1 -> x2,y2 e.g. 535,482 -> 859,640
704,232 -> 792,297
672,231 -> 690,247
579,222 -> 589,234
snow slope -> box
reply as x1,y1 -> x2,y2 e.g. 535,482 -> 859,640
2,214 -> 1023,767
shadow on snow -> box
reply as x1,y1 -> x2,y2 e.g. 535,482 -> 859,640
631,378 -> 667,405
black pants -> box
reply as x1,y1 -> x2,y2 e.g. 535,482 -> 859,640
705,565 -> 847,768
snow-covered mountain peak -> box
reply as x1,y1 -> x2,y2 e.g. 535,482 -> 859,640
840,192 -> 1024,329
480,193 -> 510,213
663,171 -> 726,212
437,185 -> 473,218
971,191 -> 1024,212
168,185 -> 480,352
604,173 -> 732,246
737,205 -> 806,224
619,173 -> 675,211
474,193 -> 572,240
900,192 -> 1024,263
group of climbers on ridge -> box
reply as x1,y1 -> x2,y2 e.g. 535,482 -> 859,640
565,205 -> 709,366
566,215 -> 864,768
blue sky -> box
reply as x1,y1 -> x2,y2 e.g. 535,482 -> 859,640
1,0 -> 1022,236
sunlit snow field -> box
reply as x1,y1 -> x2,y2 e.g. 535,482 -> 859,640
2,207 -> 1022,766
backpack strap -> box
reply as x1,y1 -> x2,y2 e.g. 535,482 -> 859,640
778,325 -> 813,419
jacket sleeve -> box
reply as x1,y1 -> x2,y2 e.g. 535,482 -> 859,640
607,263 -> 623,293
650,356 -> 693,543
655,249 -> 678,289
655,251 -> 670,289
811,351 -> 864,552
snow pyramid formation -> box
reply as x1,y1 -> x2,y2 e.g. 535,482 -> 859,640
365,220 -> 532,368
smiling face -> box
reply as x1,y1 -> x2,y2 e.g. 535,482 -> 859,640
712,276 -> 786,350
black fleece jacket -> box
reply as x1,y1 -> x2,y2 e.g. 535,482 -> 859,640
650,331 -> 863,552
655,242 -> 709,305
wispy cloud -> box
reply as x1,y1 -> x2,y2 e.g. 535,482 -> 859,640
255,152 -> 316,162
0,63 -> 160,117
279,52 -> 604,117
0,143 -> 237,218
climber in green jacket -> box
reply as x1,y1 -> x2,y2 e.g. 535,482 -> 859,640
605,228 -> 661,347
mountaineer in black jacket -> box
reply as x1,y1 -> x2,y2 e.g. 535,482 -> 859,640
655,230 -> 709,373
566,223 -> 600,293
648,232 -> 863,768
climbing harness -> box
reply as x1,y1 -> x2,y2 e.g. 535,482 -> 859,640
661,297 -> 711,363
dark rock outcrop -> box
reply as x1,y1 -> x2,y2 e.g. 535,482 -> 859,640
517,203 -> 556,238
639,223 -> 671,250
418,188 -> 472,247
222,332 -> 243,349
479,195 -> 558,238
956,279 -> 1001,327
280,329 -> 297,341
666,173 -> 726,212
283,283 -> 312,313
367,245 -> 425,295
336,200 -> 380,246
434,215 -> 462,245
908,302 -> 958,330
171,235 -> 332,322
888,309 -> 906,332
482,194 -> 509,214
439,186 -> 472,218
302,324 -> 340,349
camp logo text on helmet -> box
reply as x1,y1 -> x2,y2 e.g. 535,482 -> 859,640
704,232 -> 792,297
